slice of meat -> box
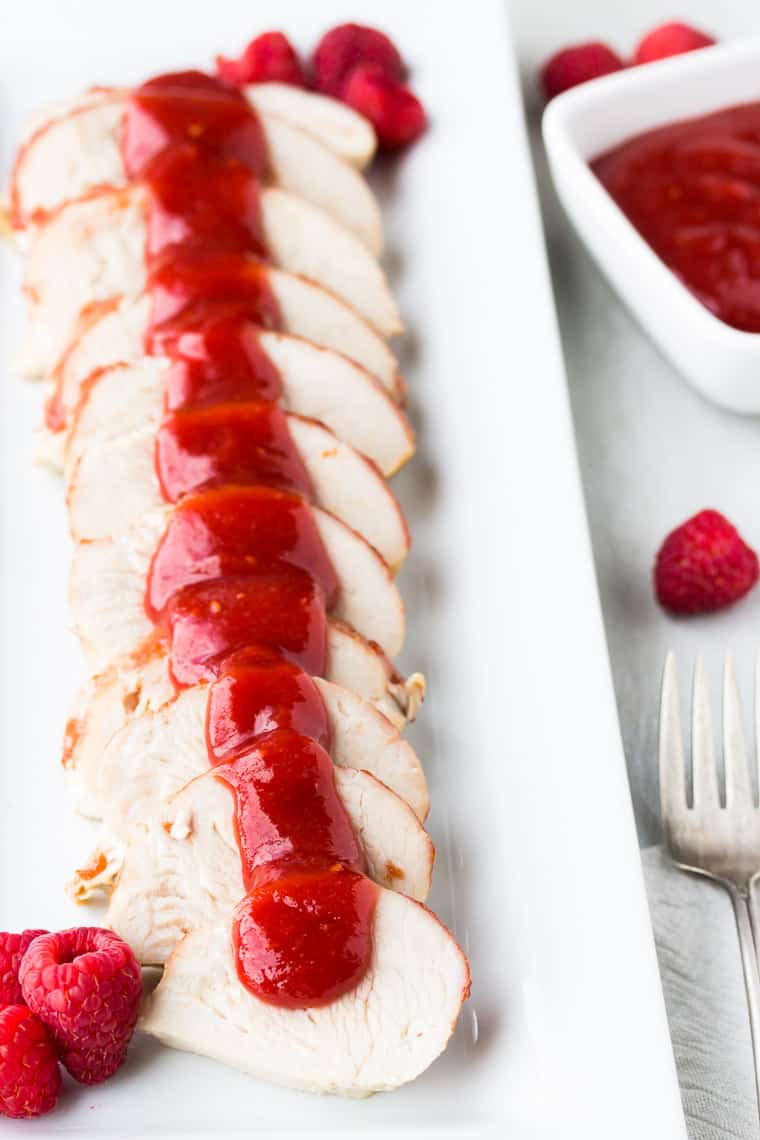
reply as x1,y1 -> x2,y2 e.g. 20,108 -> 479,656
16,88 -> 125,145
20,191 -> 144,377
140,893 -> 469,1094
72,678 -> 427,831
12,92 -> 381,251
22,276 -> 400,397
260,187 -> 399,334
246,83 -> 377,168
17,86 -> 376,169
64,633 -> 424,818
48,293 -> 402,456
104,766 -> 433,964
20,188 -> 400,380
264,116 -> 380,252
60,287 -> 401,400
14,97 -> 125,222
60,345 -> 412,481
69,505 -> 405,672
67,405 -> 409,569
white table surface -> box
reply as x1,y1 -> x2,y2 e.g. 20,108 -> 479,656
511,1 -> 760,848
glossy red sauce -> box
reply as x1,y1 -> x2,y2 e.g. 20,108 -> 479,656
162,314 -> 282,411
146,250 -> 281,352
215,729 -> 364,886
122,71 -> 269,182
592,101 -> 760,332
233,868 -> 377,1009
164,572 -> 329,687
121,70 -> 376,1009
156,404 -> 312,502
146,486 -> 338,618
142,146 -> 267,262
206,650 -> 330,760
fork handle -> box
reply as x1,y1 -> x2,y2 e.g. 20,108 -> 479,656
748,875 -> 760,966
728,884 -> 760,1117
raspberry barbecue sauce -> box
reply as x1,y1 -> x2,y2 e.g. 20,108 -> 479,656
122,71 -> 270,183
120,71 -> 379,1008
592,101 -> 760,333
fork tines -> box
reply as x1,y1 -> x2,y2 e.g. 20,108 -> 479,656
661,653 -> 760,811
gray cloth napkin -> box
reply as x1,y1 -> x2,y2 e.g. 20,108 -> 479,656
643,847 -> 759,1139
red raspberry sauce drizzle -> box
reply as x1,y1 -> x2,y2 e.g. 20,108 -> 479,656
122,71 -> 378,1008
155,404 -> 313,501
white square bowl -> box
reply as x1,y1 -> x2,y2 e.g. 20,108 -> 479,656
543,38 -> 760,415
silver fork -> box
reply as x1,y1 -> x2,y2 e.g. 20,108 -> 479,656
659,651 -> 760,1116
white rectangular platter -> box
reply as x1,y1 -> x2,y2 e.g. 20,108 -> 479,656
0,1 -> 687,1135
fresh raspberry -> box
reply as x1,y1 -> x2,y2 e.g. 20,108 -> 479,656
0,1006 -> 61,1119
342,64 -> 427,150
634,22 -> 716,66
312,23 -> 404,97
19,927 -> 142,1085
216,32 -> 307,88
0,929 -> 47,1005
654,509 -> 759,615
540,42 -> 625,99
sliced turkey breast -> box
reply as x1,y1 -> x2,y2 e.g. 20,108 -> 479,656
104,765 -> 433,965
16,89 -> 123,144
69,504 -> 405,673
23,272 -> 400,396
261,187 -> 399,333
65,638 -> 421,825
246,84 -> 376,168
71,678 -> 427,831
21,188 -> 400,381
263,116 -> 379,250
24,83 -> 377,170
13,95 -> 381,252
140,893 -> 469,1095
67,407 -> 409,569
14,97 -> 125,223
60,345 -> 412,482
64,633 -> 424,819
